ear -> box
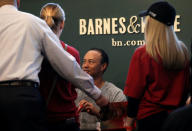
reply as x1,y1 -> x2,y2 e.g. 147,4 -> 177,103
60,21 -> 65,30
101,63 -> 107,72
17,0 -> 20,7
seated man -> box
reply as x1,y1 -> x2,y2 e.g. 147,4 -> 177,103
75,48 -> 126,131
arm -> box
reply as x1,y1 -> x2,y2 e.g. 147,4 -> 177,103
124,97 -> 140,131
112,89 -> 127,102
123,47 -> 149,130
39,20 -> 108,106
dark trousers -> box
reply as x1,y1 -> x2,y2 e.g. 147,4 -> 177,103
137,111 -> 168,131
48,119 -> 80,131
0,86 -> 47,131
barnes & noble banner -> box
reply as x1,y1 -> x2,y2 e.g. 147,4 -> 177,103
21,0 -> 192,89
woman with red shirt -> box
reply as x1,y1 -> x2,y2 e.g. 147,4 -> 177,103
39,3 -> 80,131
124,1 -> 190,131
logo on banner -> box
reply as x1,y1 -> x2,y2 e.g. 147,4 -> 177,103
79,15 -> 181,35
79,15 -> 181,47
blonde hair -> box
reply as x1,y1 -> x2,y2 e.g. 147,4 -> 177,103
40,3 -> 65,32
144,16 -> 189,69
0,0 -> 14,6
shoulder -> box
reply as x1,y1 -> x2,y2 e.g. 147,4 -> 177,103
61,41 -> 80,64
103,81 -> 123,93
102,81 -> 126,102
104,81 -> 118,89
133,45 -> 147,57
65,41 -> 79,54
131,45 -> 152,63
8,9 -> 51,41
67,44 -> 79,55
17,10 -> 49,34
60,41 -> 79,52
2,5 -> 44,25
18,10 -> 45,25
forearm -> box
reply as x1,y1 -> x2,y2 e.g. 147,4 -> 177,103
124,97 -> 140,131
127,96 -> 140,117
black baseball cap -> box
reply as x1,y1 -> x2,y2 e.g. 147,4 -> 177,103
139,1 -> 176,26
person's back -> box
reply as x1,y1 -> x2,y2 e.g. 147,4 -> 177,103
38,3 -> 81,131
0,5 -> 46,82
0,3 -> 53,131
39,42 -> 80,118
0,1 -> 108,131
125,45 -> 190,120
123,2 -> 190,131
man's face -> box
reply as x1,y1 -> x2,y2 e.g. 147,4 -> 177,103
82,50 -> 104,78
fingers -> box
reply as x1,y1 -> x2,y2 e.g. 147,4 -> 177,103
78,100 -> 100,117
78,99 -> 92,113
79,99 -> 88,105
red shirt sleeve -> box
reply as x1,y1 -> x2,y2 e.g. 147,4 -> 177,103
60,41 -> 80,64
66,46 -> 80,64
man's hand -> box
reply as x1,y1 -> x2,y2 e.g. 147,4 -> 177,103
79,99 -> 100,118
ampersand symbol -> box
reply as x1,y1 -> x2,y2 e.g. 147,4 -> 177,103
127,16 -> 140,33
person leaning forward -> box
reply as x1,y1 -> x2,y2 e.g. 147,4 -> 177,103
0,0 -> 108,131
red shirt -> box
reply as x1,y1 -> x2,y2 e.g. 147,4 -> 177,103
39,41 -> 80,122
124,45 -> 190,120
